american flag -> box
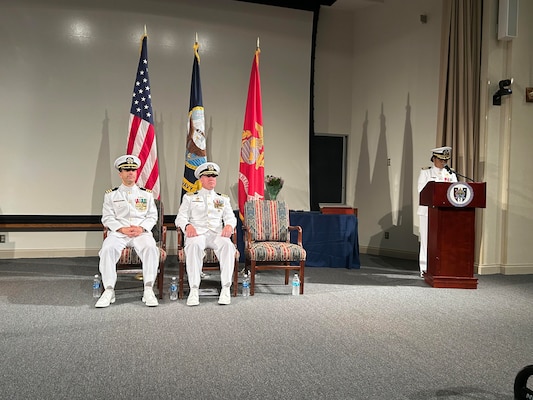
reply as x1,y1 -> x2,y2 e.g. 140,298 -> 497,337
238,44 -> 265,221
127,33 -> 160,199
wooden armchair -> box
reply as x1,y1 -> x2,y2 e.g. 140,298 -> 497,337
102,199 -> 167,299
176,227 -> 239,299
243,200 -> 306,295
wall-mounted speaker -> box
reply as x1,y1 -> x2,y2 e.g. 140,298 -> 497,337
498,0 -> 519,40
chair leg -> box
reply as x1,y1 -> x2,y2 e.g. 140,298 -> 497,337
232,260 -> 238,297
299,261 -> 304,295
157,262 -> 164,299
178,260 -> 185,300
250,260 -> 256,296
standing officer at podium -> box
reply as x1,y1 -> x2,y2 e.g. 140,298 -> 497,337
417,146 -> 457,277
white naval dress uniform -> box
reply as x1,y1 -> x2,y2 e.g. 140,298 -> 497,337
417,166 -> 457,274
175,188 -> 237,289
99,184 -> 159,289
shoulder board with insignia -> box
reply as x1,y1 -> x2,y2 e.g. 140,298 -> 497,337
422,166 -> 431,170
217,192 -> 229,198
187,192 -> 197,196
105,187 -> 118,193
139,187 -> 152,193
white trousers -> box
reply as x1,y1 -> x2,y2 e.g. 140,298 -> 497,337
98,232 -> 159,289
184,231 -> 236,289
419,214 -> 428,273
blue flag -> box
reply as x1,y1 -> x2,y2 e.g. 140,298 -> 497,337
181,41 -> 206,199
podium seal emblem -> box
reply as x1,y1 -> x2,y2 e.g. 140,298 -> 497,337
447,182 -> 474,207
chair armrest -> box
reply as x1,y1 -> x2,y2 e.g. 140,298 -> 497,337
161,226 -> 167,251
242,225 -> 252,250
103,227 -> 110,240
177,227 -> 185,250
288,225 -> 303,246
231,227 -> 238,247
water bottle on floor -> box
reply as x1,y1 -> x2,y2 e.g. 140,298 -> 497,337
92,274 -> 101,298
169,276 -> 178,301
292,273 -> 300,296
242,273 -> 250,298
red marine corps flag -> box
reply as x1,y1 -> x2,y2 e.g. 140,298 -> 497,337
126,27 -> 160,199
238,39 -> 265,221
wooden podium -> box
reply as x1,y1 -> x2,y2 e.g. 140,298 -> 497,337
420,181 -> 486,289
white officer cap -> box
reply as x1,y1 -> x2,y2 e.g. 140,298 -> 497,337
194,162 -> 220,179
431,146 -> 452,160
114,155 -> 141,170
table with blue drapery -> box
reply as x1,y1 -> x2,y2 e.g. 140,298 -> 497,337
236,211 -> 360,269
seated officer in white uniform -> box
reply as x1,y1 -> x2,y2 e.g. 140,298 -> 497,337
417,146 -> 457,277
175,162 -> 237,306
96,155 -> 160,308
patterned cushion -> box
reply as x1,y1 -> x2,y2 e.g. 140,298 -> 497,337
119,246 -> 167,265
244,200 -> 289,242
177,247 -> 239,263
246,242 -> 306,262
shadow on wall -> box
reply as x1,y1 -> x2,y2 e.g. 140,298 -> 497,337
354,94 -> 419,257
154,111 -> 169,206
367,211 -> 418,257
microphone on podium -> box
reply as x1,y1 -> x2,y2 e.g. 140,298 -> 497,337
444,164 -> 475,182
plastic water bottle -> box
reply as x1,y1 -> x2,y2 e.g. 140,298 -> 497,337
292,273 -> 300,296
242,273 -> 250,298
92,274 -> 101,298
169,276 -> 178,301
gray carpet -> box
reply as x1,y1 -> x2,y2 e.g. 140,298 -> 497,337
1,255 -> 532,399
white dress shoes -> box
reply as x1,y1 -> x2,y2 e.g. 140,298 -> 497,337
142,288 -> 159,307
187,288 -> 200,306
218,286 -> 231,305
95,289 -> 115,308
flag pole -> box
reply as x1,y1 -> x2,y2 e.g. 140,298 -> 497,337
238,37 -> 265,220
181,29 -> 206,199
194,33 -> 200,62
127,25 -> 160,199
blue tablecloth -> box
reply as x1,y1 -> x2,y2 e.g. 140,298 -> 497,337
236,211 -> 360,269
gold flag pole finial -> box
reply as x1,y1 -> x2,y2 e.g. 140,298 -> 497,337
193,32 -> 200,63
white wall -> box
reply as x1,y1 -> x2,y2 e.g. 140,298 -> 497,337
478,0 -> 533,274
316,0 -> 443,258
0,0 -> 312,257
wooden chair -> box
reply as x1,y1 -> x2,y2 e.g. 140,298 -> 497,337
176,227 -> 239,299
102,199 -> 167,299
243,200 -> 306,295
